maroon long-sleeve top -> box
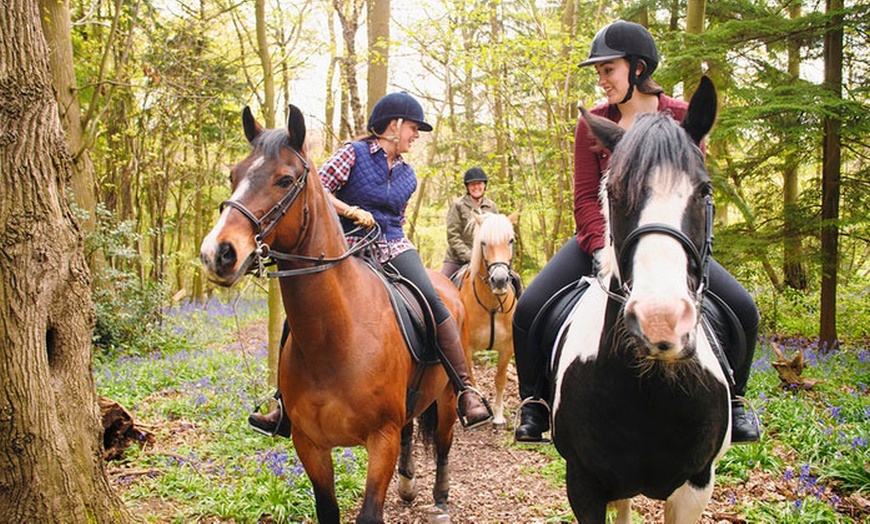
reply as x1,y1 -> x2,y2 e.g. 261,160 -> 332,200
573,94 -> 689,255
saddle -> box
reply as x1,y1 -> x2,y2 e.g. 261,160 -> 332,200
532,277 -> 744,390
449,264 -> 470,289
365,260 -> 440,365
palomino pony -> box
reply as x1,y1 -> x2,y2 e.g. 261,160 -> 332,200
551,76 -> 731,523
200,105 -> 463,523
458,212 -> 518,429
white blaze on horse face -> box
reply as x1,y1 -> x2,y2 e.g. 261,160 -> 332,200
200,173 -> 259,278
624,167 -> 698,354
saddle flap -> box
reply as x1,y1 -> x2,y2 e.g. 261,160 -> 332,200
366,261 -> 439,364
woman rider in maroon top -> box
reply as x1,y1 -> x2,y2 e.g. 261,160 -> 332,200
512,21 -> 760,445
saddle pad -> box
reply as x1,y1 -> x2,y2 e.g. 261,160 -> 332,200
367,263 -> 439,364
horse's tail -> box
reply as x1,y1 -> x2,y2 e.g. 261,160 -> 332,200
416,401 -> 439,453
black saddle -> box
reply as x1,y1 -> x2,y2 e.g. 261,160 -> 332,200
532,278 -> 744,388
366,261 -> 440,365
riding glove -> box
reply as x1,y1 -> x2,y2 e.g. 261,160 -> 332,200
344,206 -> 375,228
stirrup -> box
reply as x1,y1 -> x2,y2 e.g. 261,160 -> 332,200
456,387 -> 493,430
249,395 -> 287,438
513,397 -> 552,445
731,395 -> 762,444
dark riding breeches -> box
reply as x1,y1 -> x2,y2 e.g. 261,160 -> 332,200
388,249 -> 451,324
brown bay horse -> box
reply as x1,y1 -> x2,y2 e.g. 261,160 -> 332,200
458,212 -> 519,429
200,105 -> 463,523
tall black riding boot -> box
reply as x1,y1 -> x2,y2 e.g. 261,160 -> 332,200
730,323 -> 760,444
513,321 -> 550,443
436,317 -> 493,429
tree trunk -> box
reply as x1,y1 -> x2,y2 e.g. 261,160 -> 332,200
820,0 -> 843,349
0,1 -> 133,521
334,0 -> 365,137
367,0 -> 389,114
783,2 -> 807,290
684,0 -> 706,97
38,0 -> 99,237
253,0 -> 283,386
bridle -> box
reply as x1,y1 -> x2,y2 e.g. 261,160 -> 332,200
471,242 -> 517,351
606,189 -> 714,311
219,147 -> 378,278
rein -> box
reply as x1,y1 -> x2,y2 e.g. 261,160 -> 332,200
472,249 -> 517,352
219,147 -> 380,278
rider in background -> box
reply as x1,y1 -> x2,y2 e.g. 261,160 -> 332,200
512,20 -> 760,445
441,167 -> 499,278
249,92 -> 493,437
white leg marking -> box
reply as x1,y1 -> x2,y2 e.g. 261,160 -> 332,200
664,474 -> 714,524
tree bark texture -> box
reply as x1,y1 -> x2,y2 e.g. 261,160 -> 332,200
0,0 -> 132,521
366,0 -> 389,115
820,0 -> 843,348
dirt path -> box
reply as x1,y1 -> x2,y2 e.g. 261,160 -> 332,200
232,321 -> 762,523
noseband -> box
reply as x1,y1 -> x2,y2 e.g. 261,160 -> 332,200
219,147 -> 377,277
611,193 -> 714,307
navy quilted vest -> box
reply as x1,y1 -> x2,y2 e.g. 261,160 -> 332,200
336,141 -> 417,240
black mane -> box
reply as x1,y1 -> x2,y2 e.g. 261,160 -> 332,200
607,113 -> 709,214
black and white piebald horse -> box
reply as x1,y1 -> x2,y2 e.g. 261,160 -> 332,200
551,76 -> 730,523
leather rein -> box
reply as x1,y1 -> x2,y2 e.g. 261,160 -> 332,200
219,147 -> 378,278
471,247 -> 518,352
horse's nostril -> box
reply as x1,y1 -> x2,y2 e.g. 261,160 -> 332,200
216,242 -> 237,268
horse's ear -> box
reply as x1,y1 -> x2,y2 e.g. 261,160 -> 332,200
474,213 -> 486,226
682,75 -> 718,145
507,211 -> 519,225
242,106 -> 263,144
287,104 -> 306,150
580,106 -> 624,152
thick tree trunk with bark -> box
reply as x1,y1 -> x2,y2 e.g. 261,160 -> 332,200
0,0 -> 133,521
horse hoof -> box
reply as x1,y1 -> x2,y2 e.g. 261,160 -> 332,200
397,477 -> 418,502
427,504 -> 450,523
492,419 -> 507,430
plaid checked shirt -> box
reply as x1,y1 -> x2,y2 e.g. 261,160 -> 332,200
318,141 -> 415,264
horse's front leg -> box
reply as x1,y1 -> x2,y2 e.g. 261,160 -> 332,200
432,391 -> 457,512
492,334 -> 513,429
356,423 -> 402,524
293,437 -> 339,524
664,473 -> 714,524
396,420 -> 418,502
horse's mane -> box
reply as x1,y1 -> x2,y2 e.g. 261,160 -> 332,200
606,112 -> 709,214
470,213 -> 514,272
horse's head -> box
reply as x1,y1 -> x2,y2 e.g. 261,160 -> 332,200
584,76 -> 717,361
471,212 -> 517,295
200,105 -> 310,286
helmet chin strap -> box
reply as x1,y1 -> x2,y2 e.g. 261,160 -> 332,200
619,55 -> 640,105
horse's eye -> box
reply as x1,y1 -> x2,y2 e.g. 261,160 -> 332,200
277,176 -> 294,188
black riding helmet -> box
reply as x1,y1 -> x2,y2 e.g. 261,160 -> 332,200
578,21 -> 659,104
463,167 -> 488,186
367,92 -> 433,134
